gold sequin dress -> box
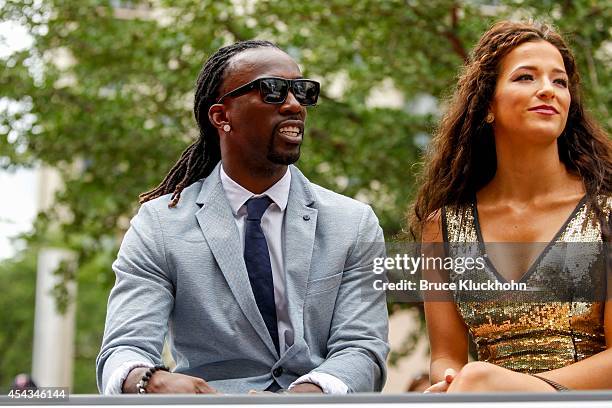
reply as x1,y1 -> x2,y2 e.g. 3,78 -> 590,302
442,196 -> 610,374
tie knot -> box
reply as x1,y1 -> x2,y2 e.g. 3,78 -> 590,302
246,196 -> 272,221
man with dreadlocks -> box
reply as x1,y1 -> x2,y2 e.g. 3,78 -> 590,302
96,41 -> 388,395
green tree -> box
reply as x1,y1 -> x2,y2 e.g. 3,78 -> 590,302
1,0 -> 609,392
0,250 -> 36,390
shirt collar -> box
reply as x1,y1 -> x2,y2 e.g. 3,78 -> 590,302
219,163 -> 291,215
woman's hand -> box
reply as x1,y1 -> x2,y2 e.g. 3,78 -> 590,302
424,368 -> 456,393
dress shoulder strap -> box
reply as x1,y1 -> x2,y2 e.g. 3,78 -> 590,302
442,202 -> 478,243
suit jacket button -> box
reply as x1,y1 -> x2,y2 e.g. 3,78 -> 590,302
273,367 -> 283,377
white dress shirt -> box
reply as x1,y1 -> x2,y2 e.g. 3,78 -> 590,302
220,164 -> 293,353
105,164 -> 347,394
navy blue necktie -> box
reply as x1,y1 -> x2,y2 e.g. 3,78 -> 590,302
244,196 -> 279,354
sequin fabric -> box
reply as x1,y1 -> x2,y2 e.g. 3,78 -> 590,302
442,196 -> 610,374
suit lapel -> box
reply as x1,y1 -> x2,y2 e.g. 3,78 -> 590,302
284,166 -> 318,343
194,166 -> 279,357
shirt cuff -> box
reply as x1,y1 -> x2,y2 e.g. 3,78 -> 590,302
289,372 -> 349,394
104,361 -> 152,394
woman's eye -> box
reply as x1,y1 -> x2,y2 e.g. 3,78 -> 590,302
554,78 -> 568,87
514,74 -> 533,81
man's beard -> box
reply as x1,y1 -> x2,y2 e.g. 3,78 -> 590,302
266,132 -> 301,165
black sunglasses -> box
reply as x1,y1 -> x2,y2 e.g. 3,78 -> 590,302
216,77 -> 320,106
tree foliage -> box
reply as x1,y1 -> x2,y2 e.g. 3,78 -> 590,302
1,0 -> 609,392
0,251 -> 36,390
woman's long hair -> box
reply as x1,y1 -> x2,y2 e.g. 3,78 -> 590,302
409,21 -> 611,240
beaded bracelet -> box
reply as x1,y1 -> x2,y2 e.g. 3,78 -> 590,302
136,364 -> 169,394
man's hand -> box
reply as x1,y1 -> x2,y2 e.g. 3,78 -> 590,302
123,368 -> 218,394
288,383 -> 323,393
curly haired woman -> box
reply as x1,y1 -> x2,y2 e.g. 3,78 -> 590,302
410,21 -> 612,392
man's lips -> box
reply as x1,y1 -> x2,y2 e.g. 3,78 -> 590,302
276,120 -> 304,143
528,105 -> 559,115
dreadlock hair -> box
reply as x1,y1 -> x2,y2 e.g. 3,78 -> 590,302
139,40 -> 280,207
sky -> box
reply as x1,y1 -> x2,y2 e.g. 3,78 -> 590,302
0,168 -> 37,259
0,20 -> 37,260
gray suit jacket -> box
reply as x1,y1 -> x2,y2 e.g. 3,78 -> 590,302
96,164 -> 389,393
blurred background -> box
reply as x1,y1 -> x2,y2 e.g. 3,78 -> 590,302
0,0 -> 609,394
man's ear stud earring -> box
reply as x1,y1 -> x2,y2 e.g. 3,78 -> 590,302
223,124 -> 231,132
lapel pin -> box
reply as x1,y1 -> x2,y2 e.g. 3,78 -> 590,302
303,215 -> 310,221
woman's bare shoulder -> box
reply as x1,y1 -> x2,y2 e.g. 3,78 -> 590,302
422,209 -> 444,243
